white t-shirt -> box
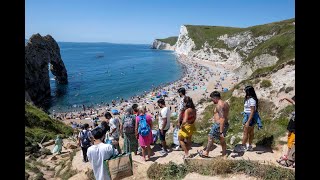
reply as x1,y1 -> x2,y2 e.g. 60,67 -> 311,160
78,129 -> 93,147
109,118 -> 120,139
159,107 -> 171,130
87,143 -> 118,180
178,97 -> 185,113
244,98 -> 256,113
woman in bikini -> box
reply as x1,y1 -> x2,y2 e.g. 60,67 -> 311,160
178,96 -> 197,158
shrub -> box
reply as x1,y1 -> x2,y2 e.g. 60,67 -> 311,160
285,86 -> 294,93
25,102 -> 73,147
260,80 -> 272,88
147,158 -> 295,180
253,79 -> 261,84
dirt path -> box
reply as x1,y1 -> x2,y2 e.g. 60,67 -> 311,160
67,134 -> 289,179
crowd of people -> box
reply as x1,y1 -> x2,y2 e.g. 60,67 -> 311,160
67,85 -> 295,179
48,56 -> 294,180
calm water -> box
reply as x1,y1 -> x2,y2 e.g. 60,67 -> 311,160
48,42 -> 183,112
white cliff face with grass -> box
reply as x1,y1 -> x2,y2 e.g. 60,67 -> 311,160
174,27 -> 274,71
152,40 -> 176,50
175,25 -> 196,55
218,31 -> 274,57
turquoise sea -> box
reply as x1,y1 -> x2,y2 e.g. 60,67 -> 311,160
48,42 -> 183,112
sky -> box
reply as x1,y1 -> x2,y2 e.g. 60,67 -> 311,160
25,0 -> 295,44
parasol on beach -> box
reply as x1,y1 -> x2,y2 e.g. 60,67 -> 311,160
111,109 -> 119,115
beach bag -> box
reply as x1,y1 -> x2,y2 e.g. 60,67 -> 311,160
152,130 -> 159,144
173,127 -> 180,145
138,115 -> 151,136
105,151 -> 133,180
123,115 -> 135,134
80,130 -> 91,148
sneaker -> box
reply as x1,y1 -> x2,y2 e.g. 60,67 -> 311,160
138,147 -> 142,153
174,145 -> 182,151
247,145 -> 253,151
239,145 -> 247,152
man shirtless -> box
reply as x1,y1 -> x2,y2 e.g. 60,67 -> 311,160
200,91 -> 229,158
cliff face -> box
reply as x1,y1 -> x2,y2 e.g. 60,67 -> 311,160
151,39 -> 176,50
25,33 -> 68,106
174,26 -> 276,72
152,18 -> 295,110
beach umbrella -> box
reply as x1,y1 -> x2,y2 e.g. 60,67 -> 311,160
223,88 -> 228,92
111,109 -> 119,115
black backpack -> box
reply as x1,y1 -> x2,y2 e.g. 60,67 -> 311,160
81,130 -> 91,148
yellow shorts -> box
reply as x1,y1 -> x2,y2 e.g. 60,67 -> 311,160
178,123 -> 196,139
287,132 -> 295,149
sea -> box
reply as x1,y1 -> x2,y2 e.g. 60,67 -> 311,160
47,42 -> 184,113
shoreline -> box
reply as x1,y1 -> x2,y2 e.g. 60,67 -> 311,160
54,52 -> 242,126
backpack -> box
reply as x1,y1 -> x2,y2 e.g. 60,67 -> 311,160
123,115 -> 135,134
81,130 -> 91,148
138,115 -> 151,137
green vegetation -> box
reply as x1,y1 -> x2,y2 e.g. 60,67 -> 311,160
147,158 -> 295,180
250,59 -> 294,79
244,29 -> 295,64
246,18 -> 295,37
191,86 -> 292,148
260,80 -> 272,88
25,102 -> 73,146
185,25 -> 243,50
157,36 -> 178,46
253,78 -> 261,84
285,86 -> 294,93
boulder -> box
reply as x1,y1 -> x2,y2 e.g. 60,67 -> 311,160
42,140 -> 55,147
65,143 -> 78,149
40,148 -> 52,155
47,156 -> 58,161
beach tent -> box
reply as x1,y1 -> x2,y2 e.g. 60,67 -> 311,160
111,109 -> 119,115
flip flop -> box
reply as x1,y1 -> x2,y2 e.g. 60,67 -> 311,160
197,150 -> 210,158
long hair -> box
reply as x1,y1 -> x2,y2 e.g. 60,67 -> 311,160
244,85 -> 259,111
184,96 -> 195,110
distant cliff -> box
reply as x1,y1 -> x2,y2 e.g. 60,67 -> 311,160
151,36 -> 177,50
25,34 -> 68,107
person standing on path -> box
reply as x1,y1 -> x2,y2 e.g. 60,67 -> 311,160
239,85 -> 261,152
277,95 -> 295,165
120,107 -> 139,155
178,96 -> 197,159
135,106 -> 153,161
200,91 -> 229,158
105,112 -> 122,154
87,127 -> 118,180
77,123 -> 94,162
157,98 -> 171,155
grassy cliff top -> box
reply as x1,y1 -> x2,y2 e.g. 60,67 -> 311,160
156,36 -> 178,46
25,102 -> 73,146
185,25 -> 244,49
185,18 -> 295,50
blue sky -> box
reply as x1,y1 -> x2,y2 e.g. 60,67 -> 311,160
25,0 -> 295,44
